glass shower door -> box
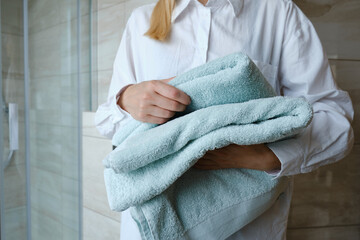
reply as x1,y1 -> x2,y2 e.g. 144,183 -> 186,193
1,0 -> 27,239
1,0 -> 91,239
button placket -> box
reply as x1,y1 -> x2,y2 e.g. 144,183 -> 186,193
196,8 -> 211,64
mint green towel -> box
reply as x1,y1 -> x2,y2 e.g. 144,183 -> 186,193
103,52 -> 313,239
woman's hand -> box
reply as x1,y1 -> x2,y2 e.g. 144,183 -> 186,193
193,143 -> 281,171
117,76 -> 191,124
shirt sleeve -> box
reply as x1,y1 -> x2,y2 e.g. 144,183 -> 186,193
264,1 -> 355,179
94,13 -> 137,139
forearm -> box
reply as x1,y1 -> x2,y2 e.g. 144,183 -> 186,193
233,145 -> 281,171
194,143 -> 281,171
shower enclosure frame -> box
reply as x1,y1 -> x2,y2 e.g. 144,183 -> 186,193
0,0 -> 4,238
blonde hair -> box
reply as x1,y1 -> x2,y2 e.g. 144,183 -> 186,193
144,0 -> 176,41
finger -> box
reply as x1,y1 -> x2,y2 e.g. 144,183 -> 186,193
159,76 -> 176,83
143,105 -> 176,119
153,80 -> 191,105
138,114 -> 168,125
152,92 -> 187,112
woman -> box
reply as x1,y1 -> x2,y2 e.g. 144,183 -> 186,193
95,0 -> 354,239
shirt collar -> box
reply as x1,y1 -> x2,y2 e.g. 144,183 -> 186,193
171,0 -> 243,23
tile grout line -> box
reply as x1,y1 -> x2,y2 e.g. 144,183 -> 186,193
96,0 -> 127,13
329,58 -> 360,62
288,223 -> 360,230
83,207 -> 121,223
82,134 -> 109,140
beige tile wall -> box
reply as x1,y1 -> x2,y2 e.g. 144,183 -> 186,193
82,112 -> 121,240
87,0 -> 360,239
288,1 -> 360,239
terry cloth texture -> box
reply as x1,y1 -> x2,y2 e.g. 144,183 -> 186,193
103,52 -> 313,240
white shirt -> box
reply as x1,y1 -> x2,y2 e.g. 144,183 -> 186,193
94,0 -> 355,239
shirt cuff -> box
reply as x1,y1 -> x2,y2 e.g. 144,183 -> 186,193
264,136 -> 305,180
112,84 -> 134,123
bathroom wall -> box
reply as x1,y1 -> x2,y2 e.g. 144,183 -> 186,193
85,0 -> 360,239
287,0 -> 360,238
82,112 -> 120,239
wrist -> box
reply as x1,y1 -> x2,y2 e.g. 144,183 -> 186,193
264,148 -> 281,171
116,84 -> 133,112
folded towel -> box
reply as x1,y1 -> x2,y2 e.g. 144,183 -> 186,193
103,52 -> 313,239
129,169 -> 289,240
